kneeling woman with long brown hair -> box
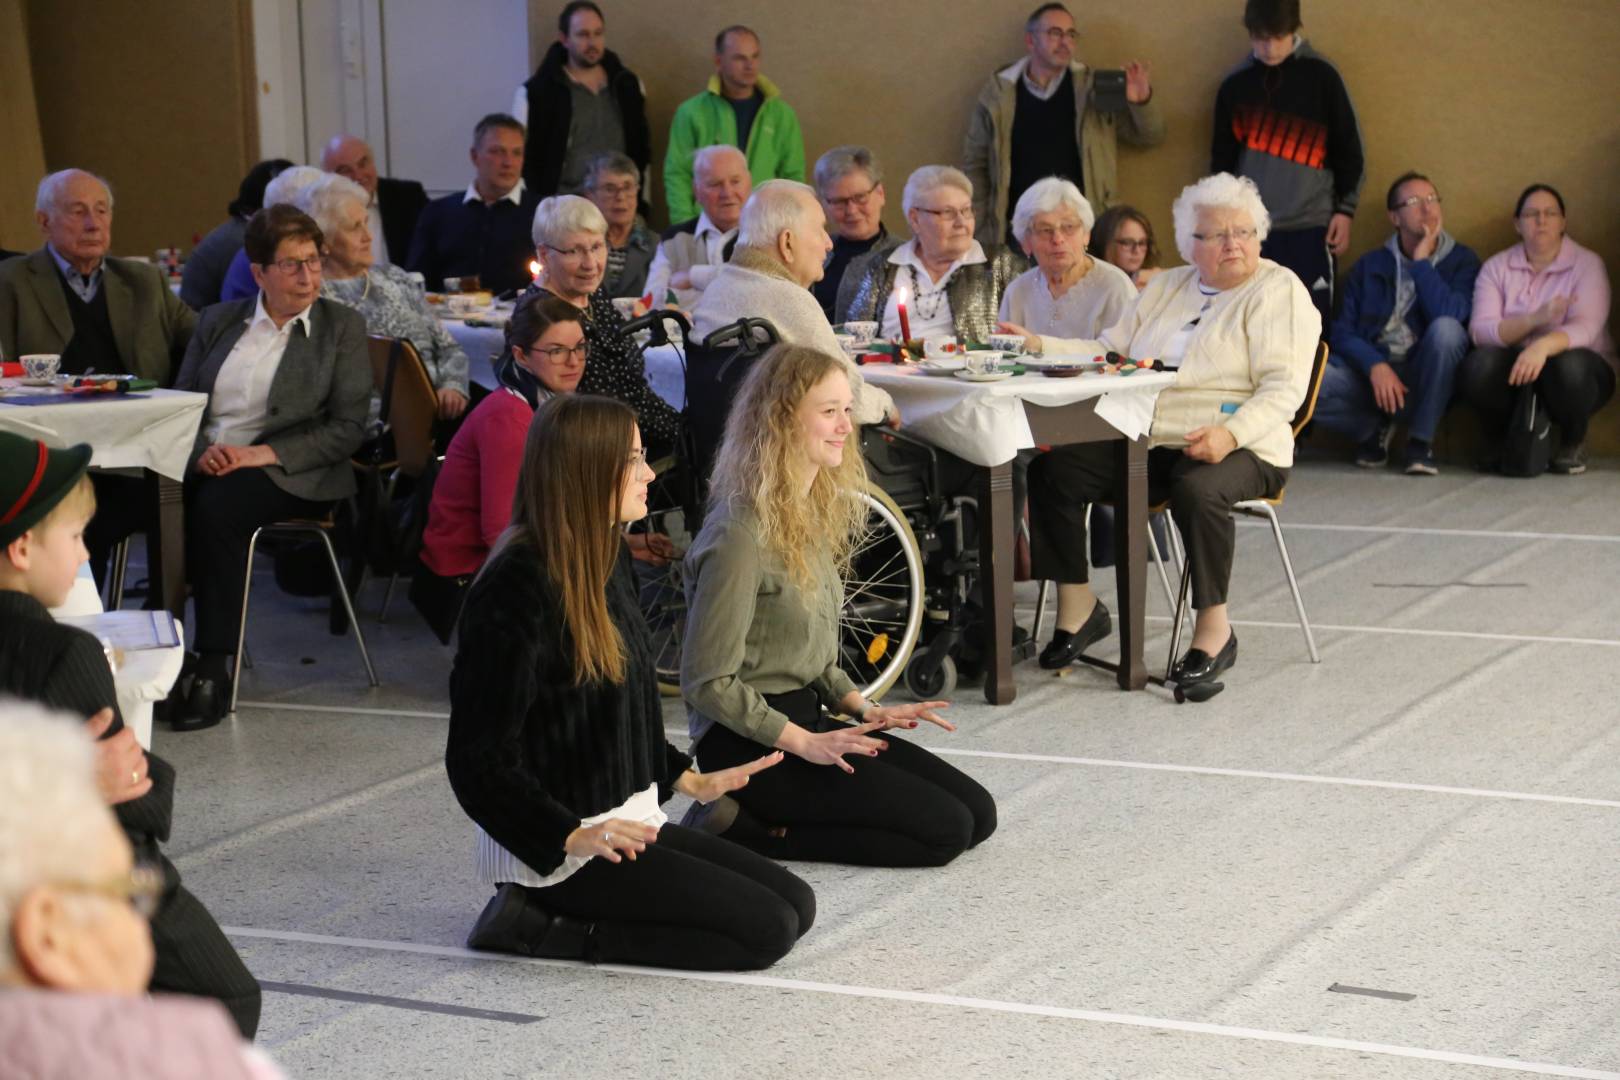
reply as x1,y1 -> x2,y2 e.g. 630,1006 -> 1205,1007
445,394 -> 813,969
682,345 -> 997,866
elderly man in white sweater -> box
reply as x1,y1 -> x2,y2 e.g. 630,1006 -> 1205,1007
694,179 -> 896,426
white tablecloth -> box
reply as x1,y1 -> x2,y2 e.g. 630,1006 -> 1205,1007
860,367 -> 1176,467
0,386 -> 207,481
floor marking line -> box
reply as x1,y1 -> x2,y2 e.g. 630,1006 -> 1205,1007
259,980 -> 540,1024
1235,521 -> 1620,544
235,700 -> 450,719
1144,616 -> 1620,649
922,748 -> 1620,809
224,927 -> 1620,1079
1328,983 -> 1417,1003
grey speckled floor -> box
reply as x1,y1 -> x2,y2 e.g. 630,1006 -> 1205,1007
147,458 -> 1620,1080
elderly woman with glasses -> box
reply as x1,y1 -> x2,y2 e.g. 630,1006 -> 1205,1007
583,152 -> 657,301
304,174 -> 471,427
1459,183 -> 1615,475
527,195 -> 681,458
1006,173 -> 1318,691
1090,204 -> 1164,291
812,144 -> 896,322
840,165 -> 1021,345
172,205 -> 372,729
1000,177 -> 1136,343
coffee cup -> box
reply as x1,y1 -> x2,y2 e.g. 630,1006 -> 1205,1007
611,296 -> 640,322
447,295 -> 480,316
988,332 -> 1025,355
833,333 -> 859,359
443,276 -> 463,294
21,354 -> 61,380
964,350 -> 1003,376
843,320 -> 878,345
923,335 -> 959,362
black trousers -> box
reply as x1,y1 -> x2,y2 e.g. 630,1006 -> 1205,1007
1261,225 -> 1334,331
85,473 -> 155,593
144,844 -> 261,1038
1028,443 -> 1287,611
186,469 -> 329,655
694,688 -> 997,868
1457,345 -> 1616,445
525,823 -> 815,971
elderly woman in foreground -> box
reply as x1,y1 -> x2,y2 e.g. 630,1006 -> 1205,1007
306,174 -> 471,426
527,195 -> 682,458
840,165 -> 1021,344
1003,173 -> 1318,690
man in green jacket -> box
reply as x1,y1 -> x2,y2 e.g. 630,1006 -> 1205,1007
962,2 -> 1164,251
663,25 -> 805,224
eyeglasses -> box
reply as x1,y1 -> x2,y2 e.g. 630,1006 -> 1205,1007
1191,227 -> 1258,245
825,185 -> 877,212
1393,194 -> 1442,210
915,205 -> 974,225
266,254 -> 322,276
1111,237 -> 1150,250
591,181 -> 638,199
1520,208 -> 1563,221
527,342 -> 590,363
1040,27 -> 1079,42
1030,222 -> 1084,243
627,448 -> 648,468
546,241 -> 608,262
68,860 -> 165,919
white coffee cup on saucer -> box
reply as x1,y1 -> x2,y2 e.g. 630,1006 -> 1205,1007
21,354 -> 61,381
964,350 -> 1003,376
988,332 -> 1025,354
843,320 -> 878,346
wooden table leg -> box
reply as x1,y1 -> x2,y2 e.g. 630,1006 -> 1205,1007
1113,436 -> 1149,690
979,460 -> 1016,705
151,473 -> 186,622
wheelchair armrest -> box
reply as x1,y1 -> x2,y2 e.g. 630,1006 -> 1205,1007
859,423 -> 944,508
620,308 -> 692,348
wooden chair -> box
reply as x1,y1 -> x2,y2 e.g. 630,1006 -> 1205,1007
359,336 -> 441,620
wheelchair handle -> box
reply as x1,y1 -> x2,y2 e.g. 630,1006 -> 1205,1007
620,308 -> 692,348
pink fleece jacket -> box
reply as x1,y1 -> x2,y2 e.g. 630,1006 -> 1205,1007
1470,236 -> 1615,371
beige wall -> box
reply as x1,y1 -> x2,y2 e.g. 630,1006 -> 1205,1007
0,0 -> 47,249
25,0 -> 257,258
532,0 -> 1620,447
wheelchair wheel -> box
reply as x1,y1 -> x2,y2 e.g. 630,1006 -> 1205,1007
840,484 -> 925,701
637,467 -> 696,696
904,654 -> 957,700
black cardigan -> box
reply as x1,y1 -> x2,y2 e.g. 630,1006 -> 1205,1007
445,541 -> 691,876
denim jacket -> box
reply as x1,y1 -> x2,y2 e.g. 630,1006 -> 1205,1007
1330,239 -> 1480,376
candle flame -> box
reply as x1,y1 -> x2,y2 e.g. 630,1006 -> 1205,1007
897,285 -> 908,304
529,260 -> 542,278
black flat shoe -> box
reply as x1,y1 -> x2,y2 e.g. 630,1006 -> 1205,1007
467,883 -> 595,960
1039,600 -> 1112,670
171,675 -> 227,732
1171,631 -> 1238,685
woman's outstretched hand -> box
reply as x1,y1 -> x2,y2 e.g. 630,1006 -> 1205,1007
865,700 -> 955,732
780,721 -> 888,774
565,819 -> 659,863
677,751 -> 784,804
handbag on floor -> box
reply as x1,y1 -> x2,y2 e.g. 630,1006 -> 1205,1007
1501,385 -> 1552,477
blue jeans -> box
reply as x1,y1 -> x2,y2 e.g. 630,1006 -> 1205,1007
1314,316 -> 1469,444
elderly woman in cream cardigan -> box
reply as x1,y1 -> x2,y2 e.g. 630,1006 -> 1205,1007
1000,173 -> 1319,691
693,180 -> 897,427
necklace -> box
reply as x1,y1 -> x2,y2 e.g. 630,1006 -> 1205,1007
908,265 -> 949,321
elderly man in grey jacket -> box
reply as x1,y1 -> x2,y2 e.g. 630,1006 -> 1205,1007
693,180 -> 895,426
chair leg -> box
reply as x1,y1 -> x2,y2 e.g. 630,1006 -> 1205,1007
1165,554 -> 1193,681
1257,503 -> 1320,664
1147,523 -> 1176,615
107,538 -> 130,610
229,527 -> 267,715
1032,579 -> 1051,645
378,571 -> 399,624
313,528 -> 381,688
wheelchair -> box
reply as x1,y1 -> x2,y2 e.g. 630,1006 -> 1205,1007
621,310 -> 978,701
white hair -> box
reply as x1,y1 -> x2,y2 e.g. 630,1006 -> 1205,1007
0,699 -> 111,974
303,174 -> 370,239
736,180 -> 818,250
35,169 -> 114,214
693,144 -> 747,185
1011,177 -> 1094,241
1171,172 -> 1271,263
531,194 -> 607,249
902,165 -> 972,215
263,166 -> 328,214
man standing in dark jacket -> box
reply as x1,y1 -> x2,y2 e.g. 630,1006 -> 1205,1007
515,2 -> 650,209
1212,0 -> 1363,330
1313,172 -> 1480,475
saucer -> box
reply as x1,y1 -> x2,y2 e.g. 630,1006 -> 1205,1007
953,369 -> 1014,382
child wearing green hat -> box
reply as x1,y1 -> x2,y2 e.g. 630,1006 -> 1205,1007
0,429 -> 263,1038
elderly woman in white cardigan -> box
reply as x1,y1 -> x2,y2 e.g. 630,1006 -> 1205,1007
1002,173 -> 1319,689
693,180 -> 897,427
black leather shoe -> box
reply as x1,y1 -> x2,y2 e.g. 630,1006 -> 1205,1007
1039,600 -> 1112,670
1172,631 -> 1238,685
171,675 -> 226,732
467,883 -> 594,960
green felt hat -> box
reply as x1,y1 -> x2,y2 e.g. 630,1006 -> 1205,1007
0,431 -> 93,548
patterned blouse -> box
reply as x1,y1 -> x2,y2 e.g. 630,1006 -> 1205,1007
526,286 -> 682,453
324,264 -> 471,431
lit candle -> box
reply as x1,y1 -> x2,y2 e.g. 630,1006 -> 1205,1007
896,285 -> 912,345
529,259 -> 542,286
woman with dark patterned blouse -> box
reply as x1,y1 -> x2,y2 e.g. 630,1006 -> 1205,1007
525,195 -> 682,459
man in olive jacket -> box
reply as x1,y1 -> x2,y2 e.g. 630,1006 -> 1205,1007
962,3 -> 1164,251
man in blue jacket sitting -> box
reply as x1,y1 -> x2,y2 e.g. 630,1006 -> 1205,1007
1314,171 -> 1479,474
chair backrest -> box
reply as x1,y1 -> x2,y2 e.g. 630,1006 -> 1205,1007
681,317 -> 780,506
1291,340 -> 1331,438
366,335 -> 439,478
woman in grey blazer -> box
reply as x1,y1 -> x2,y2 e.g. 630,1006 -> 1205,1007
171,206 -> 372,731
